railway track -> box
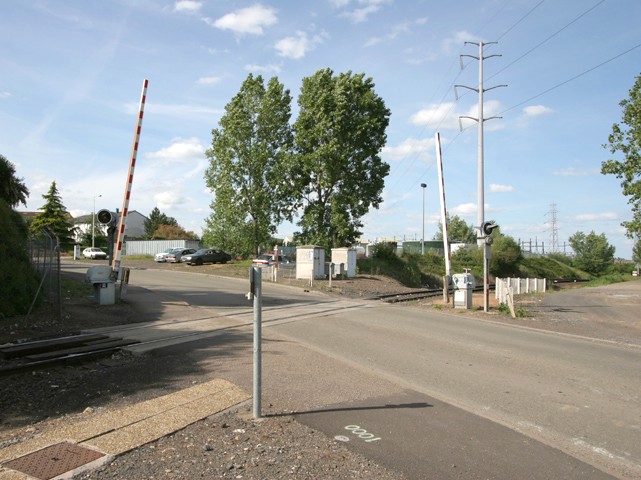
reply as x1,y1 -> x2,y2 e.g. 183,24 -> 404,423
0,333 -> 141,377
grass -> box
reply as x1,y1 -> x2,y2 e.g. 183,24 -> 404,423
61,276 -> 93,299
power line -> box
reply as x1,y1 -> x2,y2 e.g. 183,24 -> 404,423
489,0 -> 606,81
498,41 -> 641,116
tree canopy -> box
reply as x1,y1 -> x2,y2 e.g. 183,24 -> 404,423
30,181 -> 76,248
292,69 -> 390,250
601,72 -> 641,238
144,207 -> 178,239
204,74 -> 294,257
0,154 -> 29,208
569,230 -> 615,276
433,214 -> 477,243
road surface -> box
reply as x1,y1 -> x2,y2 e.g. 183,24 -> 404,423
70,262 -> 641,479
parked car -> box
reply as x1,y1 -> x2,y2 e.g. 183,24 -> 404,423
252,254 -> 291,266
154,248 -> 175,262
181,248 -> 231,265
83,247 -> 107,260
166,248 -> 197,263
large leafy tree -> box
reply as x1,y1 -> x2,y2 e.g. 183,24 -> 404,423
30,181 -> 76,248
292,69 -> 390,251
0,154 -> 29,207
601,73 -> 641,238
204,74 -> 294,256
433,213 -> 477,243
569,230 -> 615,276
632,236 -> 641,265
202,182 -> 254,257
144,207 -> 178,239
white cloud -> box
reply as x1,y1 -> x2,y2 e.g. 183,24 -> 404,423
571,212 -> 619,222
450,202 -> 477,216
154,190 -> 188,210
174,1 -> 202,13
364,18 -> 428,47
410,102 -> 458,129
339,0 -> 392,23
410,100 -> 503,131
208,4 -> 277,35
275,32 -> 310,59
553,167 -> 599,176
196,76 -> 222,85
274,31 -> 325,59
523,105 -> 554,117
245,63 -> 282,73
145,138 -> 205,164
383,137 -> 435,161
490,184 -> 514,193
442,30 -> 478,55
0,91 -> 11,99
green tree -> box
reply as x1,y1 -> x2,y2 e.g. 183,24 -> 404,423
569,231 -> 615,276
144,207 -> 178,239
29,181 -> 76,249
204,74 -> 294,256
489,235 -> 523,278
632,237 -> 641,265
0,200 -> 40,317
433,214 -> 477,243
292,69 -> 390,251
601,73 -> 641,238
0,154 -> 29,207
202,182 -> 254,257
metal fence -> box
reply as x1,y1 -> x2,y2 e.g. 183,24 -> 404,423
28,228 -> 61,320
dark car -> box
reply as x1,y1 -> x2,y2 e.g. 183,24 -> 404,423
181,248 -> 231,265
166,248 -> 197,263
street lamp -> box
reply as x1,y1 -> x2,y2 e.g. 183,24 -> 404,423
420,183 -> 427,255
92,194 -> 102,247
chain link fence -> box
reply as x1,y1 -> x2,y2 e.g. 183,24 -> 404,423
28,228 -> 62,320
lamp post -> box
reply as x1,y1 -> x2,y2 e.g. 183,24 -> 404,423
420,183 -> 427,255
92,194 -> 102,247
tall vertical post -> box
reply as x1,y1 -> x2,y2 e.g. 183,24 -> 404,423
435,132 -> 451,301
112,79 -> 148,272
420,183 -> 427,255
252,266 -> 262,419
455,42 -> 505,313
477,42 -> 485,246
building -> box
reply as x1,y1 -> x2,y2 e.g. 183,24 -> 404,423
73,210 -> 147,244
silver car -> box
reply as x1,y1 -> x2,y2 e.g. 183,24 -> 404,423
154,248 -> 175,262
166,248 -> 197,263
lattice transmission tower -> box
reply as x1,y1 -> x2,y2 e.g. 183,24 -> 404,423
546,203 -> 559,253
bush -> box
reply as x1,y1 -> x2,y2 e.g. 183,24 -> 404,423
0,201 -> 41,318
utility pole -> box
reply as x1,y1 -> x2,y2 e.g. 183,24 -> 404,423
455,41 -> 506,312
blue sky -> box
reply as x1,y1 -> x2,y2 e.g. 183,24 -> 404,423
2,0 -> 640,259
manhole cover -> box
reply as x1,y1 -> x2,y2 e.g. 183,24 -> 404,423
3,441 -> 105,480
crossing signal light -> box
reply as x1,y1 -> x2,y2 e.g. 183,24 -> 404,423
97,209 -> 117,226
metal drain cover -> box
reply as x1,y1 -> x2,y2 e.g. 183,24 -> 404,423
3,441 -> 105,480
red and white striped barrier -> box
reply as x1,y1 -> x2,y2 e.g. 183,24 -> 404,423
112,79 -> 148,272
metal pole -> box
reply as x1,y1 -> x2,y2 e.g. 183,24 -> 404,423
252,266 -> 262,419
421,183 -> 427,255
477,41 -> 485,246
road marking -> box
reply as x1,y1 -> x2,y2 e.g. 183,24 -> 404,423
345,425 -> 381,443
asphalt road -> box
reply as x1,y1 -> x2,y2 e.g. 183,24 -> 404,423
72,263 -> 641,479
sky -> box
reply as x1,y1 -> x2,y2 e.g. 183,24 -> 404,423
2,0 -> 640,259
